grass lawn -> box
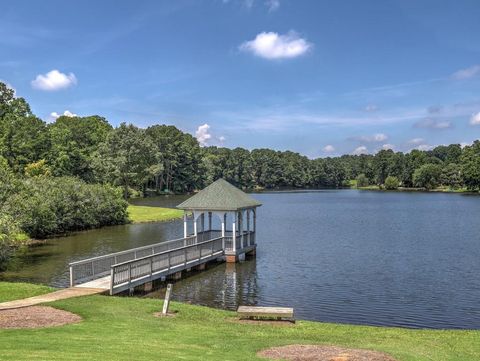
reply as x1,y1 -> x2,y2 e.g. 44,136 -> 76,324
127,205 -> 184,223
0,283 -> 478,360
0,282 -> 53,303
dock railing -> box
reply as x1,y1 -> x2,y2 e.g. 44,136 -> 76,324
110,236 -> 224,293
69,235 -> 196,286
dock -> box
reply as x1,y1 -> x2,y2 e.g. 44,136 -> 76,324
70,179 -> 262,295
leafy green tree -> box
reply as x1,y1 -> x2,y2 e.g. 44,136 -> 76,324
24,159 -> 51,178
146,125 -> 202,193
384,176 -> 399,190
461,141 -> 480,190
440,163 -> 463,188
355,173 -> 369,187
0,156 -> 17,204
93,123 -> 159,198
412,163 -> 442,190
47,115 -> 112,181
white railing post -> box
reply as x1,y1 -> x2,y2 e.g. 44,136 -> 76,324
69,266 -> 74,287
232,219 -> 236,251
183,212 -> 188,238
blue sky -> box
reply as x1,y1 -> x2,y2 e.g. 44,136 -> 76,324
1,0 -> 480,157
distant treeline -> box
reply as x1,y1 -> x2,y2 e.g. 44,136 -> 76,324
1,81 -> 480,198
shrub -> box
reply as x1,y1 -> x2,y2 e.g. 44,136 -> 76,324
384,176 -> 400,190
3,177 -> 128,238
0,214 -> 25,268
413,164 -> 442,190
355,173 -> 370,188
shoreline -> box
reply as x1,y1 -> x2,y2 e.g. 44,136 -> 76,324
0,281 -> 478,360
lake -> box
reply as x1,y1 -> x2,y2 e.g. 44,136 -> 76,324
2,190 -> 480,329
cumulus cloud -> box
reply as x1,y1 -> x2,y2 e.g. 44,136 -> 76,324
381,144 -> 395,150
408,138 -> 425,145
240,31 -> 312,59
451,65 -> 480,80
195,124 -> 212,146
352,146 -> 368,155
416,144 -> 433,151
323,145 -> 335,153
414,118 -> 452,129
349,133 -> 388,143
49,110 -> 78,122
470,112 -> 480,125
265,0 -> 280,11
31,70 -> 77,91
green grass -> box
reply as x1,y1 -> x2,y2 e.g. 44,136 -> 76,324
127,205 -> 184,223
0,282 -> 53,303
0,282 -> 478,360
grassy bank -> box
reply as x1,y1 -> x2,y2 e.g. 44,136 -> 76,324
127,205 -> 183,223
0,282 -> 479,360
0,282 -> 53,303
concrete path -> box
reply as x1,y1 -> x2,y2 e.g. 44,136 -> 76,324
0,287 -> 106,310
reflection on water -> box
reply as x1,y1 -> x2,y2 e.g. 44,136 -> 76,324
146,260 -> 259,310
2,190 -> 480,329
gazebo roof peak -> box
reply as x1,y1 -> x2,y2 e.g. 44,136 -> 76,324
176,178 -> 262,211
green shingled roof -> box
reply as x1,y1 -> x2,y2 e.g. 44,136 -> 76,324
176,178 -> 262,211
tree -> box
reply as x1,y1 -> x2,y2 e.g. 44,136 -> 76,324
47,115 -> 112,181
412,163 -> 442,190
25,159 -> 51,178
440,163 -> 463,189
0,156 -> 17,204
355,173 -> 369,187
461,141 -> 480,190
93,123 -> 159,198
384,176 -> 399,190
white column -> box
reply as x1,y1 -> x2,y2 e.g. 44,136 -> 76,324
253,208 -> 256,233
183,212 -> 188,238
239,211 -> 244,248
232,216 -> 236,251
221,213 -> 226,237
193,212 -> 198,239
246,209 -> 251,245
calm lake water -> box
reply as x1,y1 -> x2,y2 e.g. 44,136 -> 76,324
2,190 -> 480,329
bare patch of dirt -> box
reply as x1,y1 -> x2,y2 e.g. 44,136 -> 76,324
0,306 -> 81,329
258,345 -> 398,361
153,311 -> 177,318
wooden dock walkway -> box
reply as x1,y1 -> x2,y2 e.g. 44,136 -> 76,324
69,230 -> 256,295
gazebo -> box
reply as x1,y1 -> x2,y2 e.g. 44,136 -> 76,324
177,178 -> 262,263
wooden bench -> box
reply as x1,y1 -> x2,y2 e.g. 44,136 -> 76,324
237,306 -> 295,322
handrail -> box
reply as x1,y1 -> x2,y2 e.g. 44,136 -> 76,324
69,235 -> 195,266
110,236 -> 225,292
112,236 -> 223,267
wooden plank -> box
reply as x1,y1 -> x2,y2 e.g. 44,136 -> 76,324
237,306 -> 294,318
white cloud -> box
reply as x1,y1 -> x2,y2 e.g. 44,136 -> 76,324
349,133 -> 388,143
381,144 -> 395,150
218,135 -> 226,143
414,118 -> 452,129
364,104 -> 378,112
265,0 -> 280,11
408,138 -> 424,145
31,69 -> 77,91
452,65 -> 480,80
323,144 -> 335,153
416,144 -> 433,151
49,110 -> 78,122
352,146 -> 368,155
239,31 -> 312,59
460,141 -> 472,148
195,123 -> 212,146
469,112 -> 480,125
